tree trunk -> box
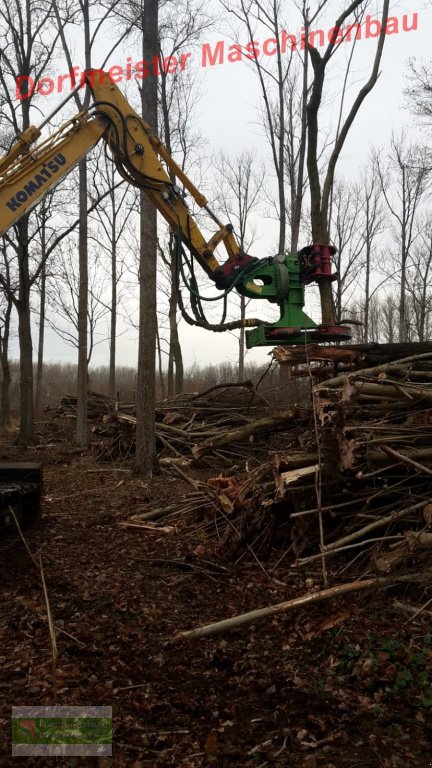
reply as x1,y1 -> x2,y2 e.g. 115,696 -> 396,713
35,200 -> 47,418
167,349 -> 173,397
75,159 -> 89,447
0,299 -> 12,430
291,39 -> 308,253
173,328 -> 183,395
35,257 -> 46,418
109,214 -> 117,398
364,237 -> 371,343
400,164 -> 407,342
17,295 -> 34,442
135,0 -> 158,476
16,219 -> 34,444
239,295 -> 245,381
169,253 -> 183,396
167,252 -> 176,398
75,0 -> 91,447
306,53 -> 335,325
160,73 -> 184,399
156,321 -> 165,399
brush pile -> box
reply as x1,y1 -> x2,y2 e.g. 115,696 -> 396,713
128,347 -> 432,578
58,383 -> 300,467
57,345 -> 432,578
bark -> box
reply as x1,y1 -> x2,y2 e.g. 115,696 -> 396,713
135,0 -> 159,476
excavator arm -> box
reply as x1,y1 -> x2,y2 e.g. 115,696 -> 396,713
0,68 -> 351,347
0,69 -> 258,290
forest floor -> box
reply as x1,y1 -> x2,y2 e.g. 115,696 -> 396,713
0,434 -> 432,768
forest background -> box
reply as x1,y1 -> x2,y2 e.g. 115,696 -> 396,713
0,0 -> 430,457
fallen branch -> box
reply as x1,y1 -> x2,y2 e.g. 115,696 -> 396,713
314,500 -> 427,555
393,598 -> 432,621
192,409 -> 297,458
175,569 -> 432,640
190,381 -> 254,400
380,445 -> 432,476
118,520 -> 175,533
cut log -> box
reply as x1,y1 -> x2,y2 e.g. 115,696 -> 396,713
275,342 -> 432,369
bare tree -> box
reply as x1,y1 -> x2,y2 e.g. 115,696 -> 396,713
406,222 -> 432,342
53,0 -> 124,445
135,0 -> 159,477
220,0 -> 296,254
358,161 -> 386,342
158,68 -> 203,398
89,150 -> 137,397
0,0 -> 63,443
376,135 -> 431,341
212,150 -> 264,379
46,245 -> 109,364
330,180 -> 365,323
306,0 -> 389,324
380,293 -> 398,343
284,70 -> 308,252
406,59 -> 432,122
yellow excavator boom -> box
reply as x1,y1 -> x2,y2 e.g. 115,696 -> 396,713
0,69 -> 250,287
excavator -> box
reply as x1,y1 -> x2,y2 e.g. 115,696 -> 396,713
0,67 -> 351,530
0,67 -> 351,348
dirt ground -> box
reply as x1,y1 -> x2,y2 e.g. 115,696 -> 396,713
1,436 -> 431,767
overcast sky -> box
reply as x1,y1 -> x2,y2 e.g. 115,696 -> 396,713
9,0 -> 430,373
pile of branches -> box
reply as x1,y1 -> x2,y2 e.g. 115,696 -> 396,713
56,346 -> 432,579
129,348 -> 432,579
58,383 -> 300,467
306,350 -> 432,574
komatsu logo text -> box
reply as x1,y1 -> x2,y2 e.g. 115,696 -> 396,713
6,153 -> 67,212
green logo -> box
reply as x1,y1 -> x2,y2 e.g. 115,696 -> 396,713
12,707 -> 112,756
